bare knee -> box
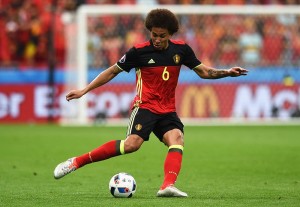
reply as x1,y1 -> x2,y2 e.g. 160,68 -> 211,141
124,135 -> 144,153
162,129 -> 184,147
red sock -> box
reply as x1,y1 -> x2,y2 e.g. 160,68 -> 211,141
160,147 -> 183,190
75,140 -> 122,168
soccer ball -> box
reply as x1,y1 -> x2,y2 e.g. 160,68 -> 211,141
109,172 -> 137,198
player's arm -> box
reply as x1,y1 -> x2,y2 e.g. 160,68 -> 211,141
66,65 -> 123,101
193,63 -> 248,79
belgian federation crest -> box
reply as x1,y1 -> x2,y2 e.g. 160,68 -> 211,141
173,54 -> 181,64
135,124 -> 142,131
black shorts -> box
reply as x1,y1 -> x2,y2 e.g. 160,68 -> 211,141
126,107 -> 184,141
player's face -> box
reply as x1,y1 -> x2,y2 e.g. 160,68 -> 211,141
150,27 -> 171,50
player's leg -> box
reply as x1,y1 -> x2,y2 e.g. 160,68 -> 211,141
54,107 -> 153,179
157,129 -> 187,197
75,134 -> 144,168
160,128 -> 184,189
74,106 -> 147,169
53,135 -> 144,179
154,113 -> 187,197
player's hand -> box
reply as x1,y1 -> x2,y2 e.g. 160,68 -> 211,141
66,89 -> 85,101
228,67 -> 248,77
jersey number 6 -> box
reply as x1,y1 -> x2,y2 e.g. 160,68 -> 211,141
162,67 -> 170,81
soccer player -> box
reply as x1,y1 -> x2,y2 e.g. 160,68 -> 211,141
54,8 -> 248,197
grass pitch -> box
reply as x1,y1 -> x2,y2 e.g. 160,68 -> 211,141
0,124 -> 299,207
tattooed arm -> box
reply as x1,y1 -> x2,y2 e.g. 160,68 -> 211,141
193,64 -> 248,79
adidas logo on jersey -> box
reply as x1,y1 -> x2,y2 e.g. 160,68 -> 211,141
148,59 -> 155,64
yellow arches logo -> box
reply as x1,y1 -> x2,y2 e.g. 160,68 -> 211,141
180,85 -> 219,117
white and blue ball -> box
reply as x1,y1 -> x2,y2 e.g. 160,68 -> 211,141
109,172 -> 137,198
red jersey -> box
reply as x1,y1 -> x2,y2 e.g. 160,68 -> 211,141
116,40 -> 201,114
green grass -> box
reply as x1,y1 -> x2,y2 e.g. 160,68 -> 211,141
1,124 -> 300,206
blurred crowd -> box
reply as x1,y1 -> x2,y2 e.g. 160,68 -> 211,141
0,0 -> 299,69
0,0 -> 82,68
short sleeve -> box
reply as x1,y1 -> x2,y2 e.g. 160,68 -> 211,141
183,44 -> 201,69
116,47 -> 138,72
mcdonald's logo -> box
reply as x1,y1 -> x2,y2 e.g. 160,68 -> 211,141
180,85 -> 220,117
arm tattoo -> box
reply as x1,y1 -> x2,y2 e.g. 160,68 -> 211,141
208,69 -> 228,79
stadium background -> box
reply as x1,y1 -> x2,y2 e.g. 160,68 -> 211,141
0,0 -> 300,124
1,2 -> 300,206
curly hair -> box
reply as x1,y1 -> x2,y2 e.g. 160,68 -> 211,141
145,9 -> 179,35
